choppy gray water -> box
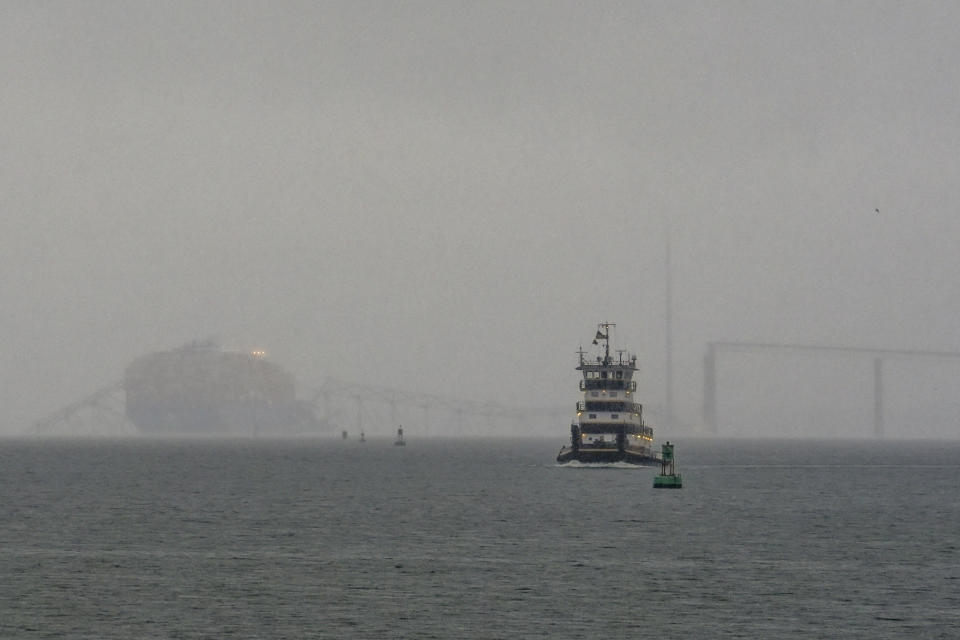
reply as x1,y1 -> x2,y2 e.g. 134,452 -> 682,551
1,437 -> 958,638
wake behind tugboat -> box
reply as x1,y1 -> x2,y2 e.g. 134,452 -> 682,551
557,323 -> 660,466
554,460 -> 643,470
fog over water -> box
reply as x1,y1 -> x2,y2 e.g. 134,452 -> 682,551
4,2 -> 960,437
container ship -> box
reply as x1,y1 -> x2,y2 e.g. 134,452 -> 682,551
124,340 -> 319,436
557,323 -> 659,464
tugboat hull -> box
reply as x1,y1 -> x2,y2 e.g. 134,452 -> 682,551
556,446 -> 659,465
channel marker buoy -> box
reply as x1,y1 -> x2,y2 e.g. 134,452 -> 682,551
653,441 -> 682,488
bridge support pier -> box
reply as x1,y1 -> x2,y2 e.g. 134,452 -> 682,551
873,356 -> 884,438
704,345 -> 717,436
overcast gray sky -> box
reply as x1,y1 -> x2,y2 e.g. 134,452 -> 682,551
3,1 -> 960,437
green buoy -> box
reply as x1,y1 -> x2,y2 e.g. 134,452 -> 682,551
653,441 -> 682,489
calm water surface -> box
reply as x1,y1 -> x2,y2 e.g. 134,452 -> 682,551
1,437 -> 958,638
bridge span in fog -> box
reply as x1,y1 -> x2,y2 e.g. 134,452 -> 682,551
30,376 -> 567,438
307,377 -> 565,438
703,342 -> 960,438
33,342 -> 960,438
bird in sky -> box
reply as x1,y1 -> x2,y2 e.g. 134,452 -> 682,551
875,208 -> 880,214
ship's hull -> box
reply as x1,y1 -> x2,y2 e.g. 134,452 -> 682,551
124,344 -> 320,435
557,446 -> 660,465
126,402 -> 318,436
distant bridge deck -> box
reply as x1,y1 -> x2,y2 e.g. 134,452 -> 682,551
704,341 -> 960,437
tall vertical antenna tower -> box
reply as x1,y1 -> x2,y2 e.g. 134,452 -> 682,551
664,221 -> 674,432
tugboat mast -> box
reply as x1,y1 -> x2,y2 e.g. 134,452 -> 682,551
592,322 -> 615,365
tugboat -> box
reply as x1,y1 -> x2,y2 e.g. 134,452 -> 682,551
557,323 -> 659,465
394,426 -> 405,446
